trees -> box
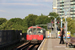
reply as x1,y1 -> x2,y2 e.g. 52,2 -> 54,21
0,12 -> 75,35
67,18 -> 75,34
0,18 -> 24,31
48,12 -> 60,23
9,18 -> 23,25
35,14 -> 52,30
0,18 -> 7,25
0,21 -> 13,30
22,17 -> 28,33
8,18 -> 24,30
23,14 -> 38,27
22,14 -> 38,33
35,15 -> 51,25
48,12 -> 59,18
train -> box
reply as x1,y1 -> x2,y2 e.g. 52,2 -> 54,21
26,26 -> 46,43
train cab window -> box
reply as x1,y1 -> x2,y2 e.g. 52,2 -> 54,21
27,28 -> 32,35
33,28 -> 36,34
37,28 -> 43,34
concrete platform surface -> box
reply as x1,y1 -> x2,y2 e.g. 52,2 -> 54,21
38,38 -> 75,50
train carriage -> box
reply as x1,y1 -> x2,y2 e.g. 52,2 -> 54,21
26,26 -> 46,42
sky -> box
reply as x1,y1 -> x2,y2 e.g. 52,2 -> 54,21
0,0 -> 53,19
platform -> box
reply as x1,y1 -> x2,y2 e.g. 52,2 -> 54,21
38,38 -> 75,50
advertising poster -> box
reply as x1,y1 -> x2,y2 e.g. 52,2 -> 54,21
58,31 -> 66,38
67,31 -> 71,38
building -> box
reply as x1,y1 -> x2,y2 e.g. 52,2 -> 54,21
53,0 -> 75,18
53,0 -> 57,13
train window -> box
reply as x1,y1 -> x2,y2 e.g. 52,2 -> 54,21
37,28 -> 43,34
27,28 -> 32,34
33,28 -> 36,34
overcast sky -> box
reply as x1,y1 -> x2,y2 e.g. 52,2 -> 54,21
0,0 -> 53,19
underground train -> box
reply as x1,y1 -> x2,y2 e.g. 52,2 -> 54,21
26,26 -> 46,42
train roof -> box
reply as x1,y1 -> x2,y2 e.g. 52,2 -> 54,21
28,26 -> 42,29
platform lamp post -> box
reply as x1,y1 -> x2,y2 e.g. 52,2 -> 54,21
53,7 -> 66,31
48,16 -> 60,38
53,7 -> 63,38
48,16 -> 56,38
48,16 -> 52,38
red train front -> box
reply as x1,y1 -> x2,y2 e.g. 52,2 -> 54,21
26,26 -> 45,42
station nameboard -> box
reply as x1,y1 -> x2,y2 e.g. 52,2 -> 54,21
47,23 -> 52,29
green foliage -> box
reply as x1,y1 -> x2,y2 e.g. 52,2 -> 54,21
0,13 -> 60,33
22,14 -> 38,33
35,15 -> 51,25
22,18 -> 28,33
0,18 -> 24,31
35,14 -> 50,30
48,12 -> 60,24
0,21 -> 13,30
23,14 -> 38,27
48,12 -> 59,18
67,18 -> 75,35
0,12 -> 74,36
0,18 -> 7,25
9,18 -> 23,25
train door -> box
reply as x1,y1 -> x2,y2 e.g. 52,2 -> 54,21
32,28 -> 37,40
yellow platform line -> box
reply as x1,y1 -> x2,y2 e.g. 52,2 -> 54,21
41,39 -> 47,50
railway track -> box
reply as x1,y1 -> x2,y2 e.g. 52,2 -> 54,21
28,43 -> 40,50
15,42 -> 41,50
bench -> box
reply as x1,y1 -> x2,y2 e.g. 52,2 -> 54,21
66,37 -> 75,47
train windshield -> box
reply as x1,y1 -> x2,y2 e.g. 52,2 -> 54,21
27,28 -> 43,34
27,28 -> 32,34
37,28 -> 43,34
